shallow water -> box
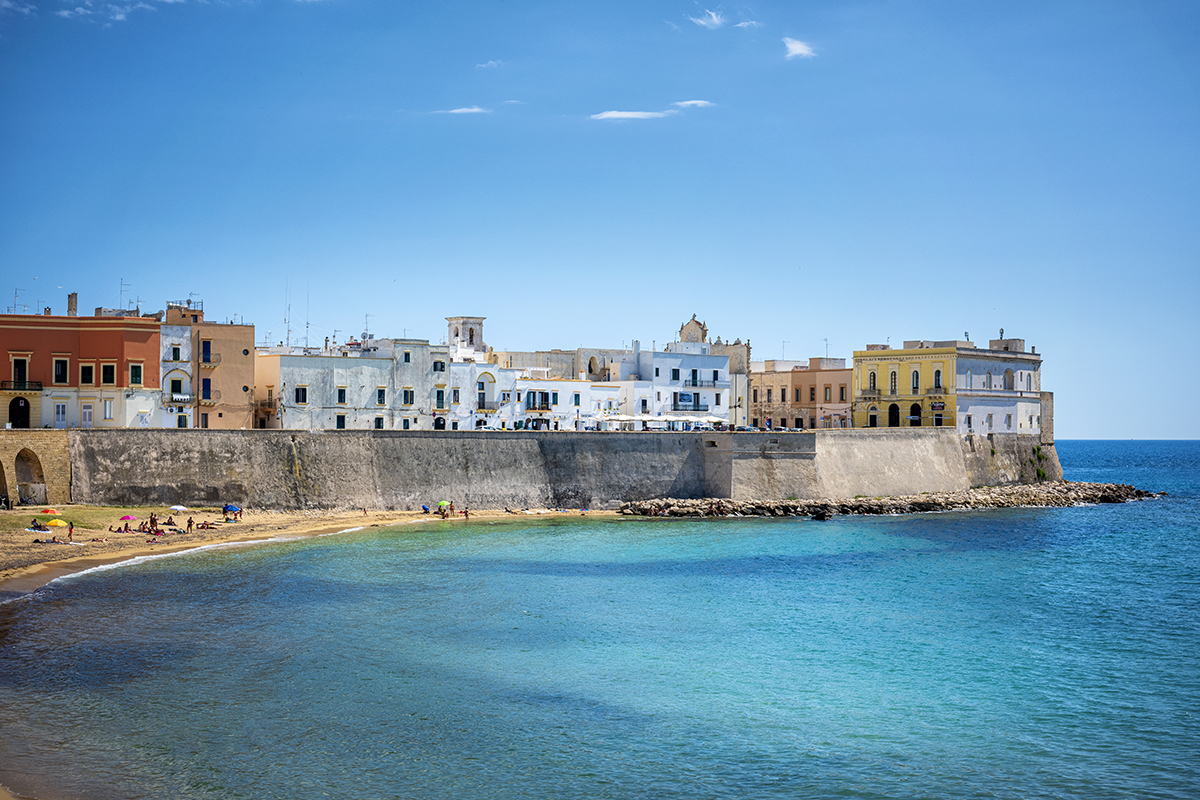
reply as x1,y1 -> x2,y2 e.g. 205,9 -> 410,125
1,441 -> 1197,799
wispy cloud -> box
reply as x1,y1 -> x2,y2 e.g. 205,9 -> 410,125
688,9 -> 725,29
475,60 -> 505,69
592,100 -> 714,121
734,20 -> 762,28
437,106 -> 491,114
1,0 -> 36,15
591,110 -> 672,120
783,38 -> 816,59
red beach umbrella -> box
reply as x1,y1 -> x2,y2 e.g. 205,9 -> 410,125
42,509 -> 60,514
119,515 -> 137,521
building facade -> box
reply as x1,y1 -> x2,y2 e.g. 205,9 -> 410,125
851,337 -> 1043,434
164,301 -> 255,430
0,303 -> 162,429
749,358 -> 852,429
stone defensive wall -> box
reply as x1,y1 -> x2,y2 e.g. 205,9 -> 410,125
59,428 -> 1063,511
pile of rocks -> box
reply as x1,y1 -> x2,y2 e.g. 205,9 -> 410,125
619,481 -> 1162,519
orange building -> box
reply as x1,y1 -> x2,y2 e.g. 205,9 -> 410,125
1,302 -> 161,429
164,302 -> 255,429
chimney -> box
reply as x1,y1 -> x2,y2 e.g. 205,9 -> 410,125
67,292 -> 78,316
44,307 -> 52,316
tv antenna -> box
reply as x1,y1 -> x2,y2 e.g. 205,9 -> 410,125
364,313 -> 373,339
118,278 -> 131,309
823,337 -> 829,359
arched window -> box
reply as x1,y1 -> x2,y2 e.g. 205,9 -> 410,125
889,371 -> 897,394
1003,369 -> 1014,391
868,406 -> 878,428
934,369 -> 942,389
868,372 -> 876,391
1026,374 -> 1032,391
986,372 -> 993,389
966,370 -> 972,389
911,370 -> 920,392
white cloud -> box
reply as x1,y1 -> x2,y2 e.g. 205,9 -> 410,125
688,9 -> 725,29
439,106 -> 490,114
591,110 -> 673,120
672,100 -> 713,109
734,20 -> 762,28
475,60 -> 505,69
0,0 -> 36,15
783,37 -> 815,59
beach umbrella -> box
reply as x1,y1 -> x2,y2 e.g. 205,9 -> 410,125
42,509 -> 60,514
222,504 -> 240,513
169,505 -> 188,511
438,500 -> 450,507
46,519 -> 68,527
120,515 -> 137,520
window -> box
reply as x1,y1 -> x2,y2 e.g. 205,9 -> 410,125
573,393 -> 581,406
501,391 -> 511,403
336,415 -> 346,429
1027,374 -> 1032,391
654,367 -> 660,377
753,388 -> 758,403
172,346 -> 181,361
81,403 -> 93,428
103,399 -> 114,420
912,370 -> 920,392
201,340 -> 213,363
671,368 -> 680,381
375,417 -> 384,429
377,388 -> 386,405
80,365 -> 94,385
171,378 -> 183,394
452,388 -> 460,404
766,389 -> 772,403
965,414 -> 972,431
129,363 -> 143,386
433,361 -> 446,372
868,371 -> 876,391
102,364 -> 115,385
967,370 -> 973,388
201,378 -> 212,400
200,412 -> 209,428
986,372 -> 993,389
337,388 -> 347,404
840,386 -> 846,402
54,359 -> 68,384
715,393 -> 721,406
1005,414 -> 1012,429
54,403 -> 67,427
404,351 -> 411,363
451,421 -> 459,430
795,388 -> 801,402
987,413 -> 993,430
177,415 -> 188,428
713,370 -> 720,382
641,398 -> 648,413
889,371 -> 897,394
810,387 -> 816,402
825,387 -> 831,402
295,386 -> 308,404
436,390 -> 445,409
403,418 -> 410,430
477,381 -> 484,391
934,369 -> 942,389
402,389 -> 414,405
551,392 -> 559,405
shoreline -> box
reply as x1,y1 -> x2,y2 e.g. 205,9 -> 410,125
0,506 -> 610,603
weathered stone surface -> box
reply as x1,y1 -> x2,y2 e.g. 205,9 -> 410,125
618,481 -> 1161,518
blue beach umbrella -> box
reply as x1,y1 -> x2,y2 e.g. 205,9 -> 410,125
222,504 -> 241,513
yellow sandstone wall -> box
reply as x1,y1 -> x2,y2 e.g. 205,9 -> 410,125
0,429 -> 71,505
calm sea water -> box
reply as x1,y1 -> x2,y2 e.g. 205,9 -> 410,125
1,441 -> 1197,800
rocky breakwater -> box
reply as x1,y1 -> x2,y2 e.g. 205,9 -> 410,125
619,481 -> 1162,519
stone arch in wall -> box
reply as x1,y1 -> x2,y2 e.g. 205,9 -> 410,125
588,356 -> 598,375
433,417 -> 446,430
8,397 -> 30,429
888,403 -> 900,428
0,460 -> 7,505
1004,369 -> 1015,391
909,403 -> 922,426
15,447 -> 47,505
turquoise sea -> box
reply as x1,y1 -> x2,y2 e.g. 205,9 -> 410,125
1,441 -> 1197,800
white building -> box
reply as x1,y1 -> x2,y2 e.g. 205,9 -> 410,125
955,337 -> 1044,435
614,339 -> 732,429
159,323 -> 194,428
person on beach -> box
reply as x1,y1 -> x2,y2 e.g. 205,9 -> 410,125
187,517 -> 194,533
449,501 -> 455,515
463,507 -> 470,521
165,516 -> 175,527
422,505 -> 430,514
67,524 -> 73,542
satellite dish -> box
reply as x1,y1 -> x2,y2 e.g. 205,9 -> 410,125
362,331 -> 369,339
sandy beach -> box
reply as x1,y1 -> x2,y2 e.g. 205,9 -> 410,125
0,504 -> 610,603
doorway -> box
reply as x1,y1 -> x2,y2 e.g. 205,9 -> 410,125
8,397 -> 30,428
888,404 -> 900,427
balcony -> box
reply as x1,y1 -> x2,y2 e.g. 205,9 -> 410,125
524,403 -> 553,412
925,387 -> 947,396
256,398 -> 278,412
163,391 -> 196,405
683,379 -> 723,388
859,389 -> 880,398
199,389 -> 222,405
1,380 -> 42,391
478,401 -> 502,411
672,403 -> 710,412
199,353 -> 221,368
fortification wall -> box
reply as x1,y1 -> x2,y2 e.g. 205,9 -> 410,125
0,429 -> 70,505
65,428 -> 1060,510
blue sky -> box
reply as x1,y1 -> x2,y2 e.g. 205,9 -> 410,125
1,0 -> 1197,438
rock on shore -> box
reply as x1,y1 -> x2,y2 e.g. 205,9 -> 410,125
618,481 -> 1162,519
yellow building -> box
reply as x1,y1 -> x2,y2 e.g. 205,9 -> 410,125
165,302 -> 256,429
852,341 -> 958,429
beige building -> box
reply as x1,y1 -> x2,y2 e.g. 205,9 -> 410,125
749,358 -> 852,430
164,301 -> 255,429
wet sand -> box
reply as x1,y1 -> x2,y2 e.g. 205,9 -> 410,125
0,505 -> 610,601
